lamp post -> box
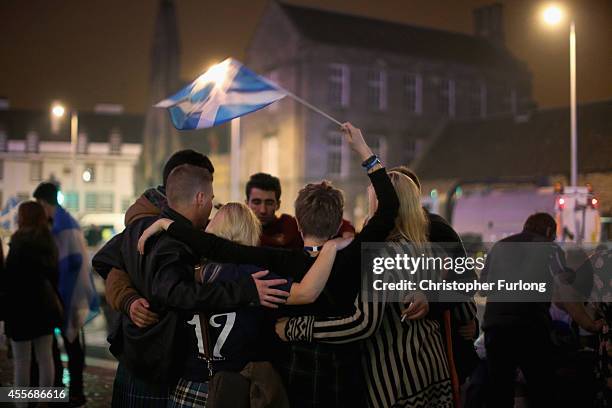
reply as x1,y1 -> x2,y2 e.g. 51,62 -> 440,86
542,5 -> 577,187
51,102 -> 79,190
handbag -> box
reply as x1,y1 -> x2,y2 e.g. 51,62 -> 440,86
200,313 -> 251,408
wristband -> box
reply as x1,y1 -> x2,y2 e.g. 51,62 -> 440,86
366,158 -> 382,171
361,155 -> 377,168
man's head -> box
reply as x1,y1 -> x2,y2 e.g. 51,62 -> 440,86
33,182 -> 59,219
294,181 -> 344,241
245,173 -> 282,226
166,164 -> 214,228
523,212 -> 557,241
162,149 -> 214,188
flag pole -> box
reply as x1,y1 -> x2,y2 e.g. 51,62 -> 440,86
283,91 -> 343,126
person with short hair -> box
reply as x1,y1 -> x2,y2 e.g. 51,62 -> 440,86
246,173 -> 355,249
93,163 -> 290,407
139,122 -> 400,407
276,170 -> 454,407
33,181 -> 98,407
2,201 -> 61,408
482,212 -> 603,407
245,172 -> 303,249
102,149 -> 216,329
185,202 -> 344,408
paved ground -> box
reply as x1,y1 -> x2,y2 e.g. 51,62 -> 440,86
1,349 -> 116,407
0,310 -> 118,407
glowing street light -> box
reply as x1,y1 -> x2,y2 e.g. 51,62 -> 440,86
540,4 -> 578,187
50,102 -> 79,189
542,5 -> 563,26
51,103 -> 66,118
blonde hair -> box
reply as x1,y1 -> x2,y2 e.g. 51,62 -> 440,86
206,202 -> 261,246
387,171 -> 429,245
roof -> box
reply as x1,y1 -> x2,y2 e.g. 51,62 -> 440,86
0,108 -> 144,144
279,3 -> 526,71
416,100 -> 612,182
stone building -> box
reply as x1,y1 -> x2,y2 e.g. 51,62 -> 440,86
241,2 -> 535,222
0,103 -> 142,233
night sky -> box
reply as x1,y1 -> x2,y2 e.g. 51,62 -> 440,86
1,0 -> 611,113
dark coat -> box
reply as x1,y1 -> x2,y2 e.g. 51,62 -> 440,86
92,208 -> 259,384
2,229 -> 61,341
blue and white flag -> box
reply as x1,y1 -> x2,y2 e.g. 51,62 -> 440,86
155,58 -> 287,129
52,206 -> 99,341
0,196 -> 21,233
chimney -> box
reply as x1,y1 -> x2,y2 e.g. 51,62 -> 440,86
473,3 -> 504,47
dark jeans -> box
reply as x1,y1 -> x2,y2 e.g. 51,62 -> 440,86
485,326 -> 555,408
52,330 -> 85,397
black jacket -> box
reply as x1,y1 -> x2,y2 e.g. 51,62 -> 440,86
482,230 -> 566,330
92,208 -> 259,384
2,229 -> 61,341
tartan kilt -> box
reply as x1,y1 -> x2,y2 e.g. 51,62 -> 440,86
111,362 -> 173,407
281,342 -> 366,408
168,378 -> 209,407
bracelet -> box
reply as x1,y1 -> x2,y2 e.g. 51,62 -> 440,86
366,158 -> 382,171
361,155 -> 377,168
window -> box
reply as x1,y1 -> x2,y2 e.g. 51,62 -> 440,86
261,133 -> 279,176
434,78 -> 455,117
327,131 -> 349,177
98,193 -> 114,212
488,82 -> 511,115
369,135 -> 387,163
26,131 -> 39,153
109,130 -> 122,154
266,71 -> 281,113
121,197 -> 132,212
83,164 -> 95,183
328,64 -> 350,107
468,81 -> 486,118
403,73 -> 422,114
367,69 -> 387,110
0,130 -> 7,152
64,192 -> 79,212
77,132 -> 88,154
404,138 -> 423,163
30,161 -> 42,182
85,192 -> 114,212
103,163 -> 115,183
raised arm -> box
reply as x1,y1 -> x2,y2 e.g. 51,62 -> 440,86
339,123 -> 399,245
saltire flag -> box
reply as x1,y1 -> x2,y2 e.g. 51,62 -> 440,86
155,58 -> 287,129
52,206 -> 100,341
0,196 -> 21,233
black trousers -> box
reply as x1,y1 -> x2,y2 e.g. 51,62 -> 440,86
52,330 -> 85,397
484,326 -> 555,408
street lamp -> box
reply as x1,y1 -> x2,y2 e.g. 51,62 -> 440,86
541,4 -> 578,187
50,102 -> 79,188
